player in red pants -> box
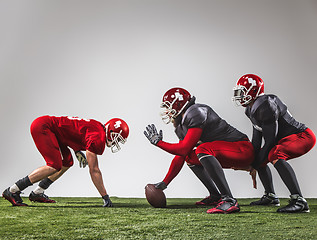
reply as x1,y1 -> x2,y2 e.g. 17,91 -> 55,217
2,115 -> 129,207
233,74 -> 316,213
144,87 -> 254,214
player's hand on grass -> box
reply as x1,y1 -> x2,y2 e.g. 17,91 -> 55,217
75,151 -> 88,168
144,124 -> 163,145
154,181 -> 167,190
102,195 -> 113,207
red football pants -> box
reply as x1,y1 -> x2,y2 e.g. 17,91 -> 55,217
185,140 -> 254,168
30,116 -> 73,171
268,128 -> 316,162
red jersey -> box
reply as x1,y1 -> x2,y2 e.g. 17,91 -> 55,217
49,116 -> 106,155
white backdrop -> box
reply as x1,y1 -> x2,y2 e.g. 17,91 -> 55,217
0,0 -> 316,198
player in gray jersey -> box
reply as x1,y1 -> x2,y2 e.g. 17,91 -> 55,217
144,87 -> 254,214
233,74 -> 316,213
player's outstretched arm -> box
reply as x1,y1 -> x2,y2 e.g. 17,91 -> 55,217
86,150 -> 113,207
144,124 -> 202,157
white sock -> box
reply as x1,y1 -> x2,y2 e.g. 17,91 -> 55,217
9,184 -> 20,193
33,186 -> 45,194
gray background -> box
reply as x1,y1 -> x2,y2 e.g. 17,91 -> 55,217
0,0 -> 316,198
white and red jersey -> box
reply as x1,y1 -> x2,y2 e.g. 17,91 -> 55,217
47,116 -> 106,155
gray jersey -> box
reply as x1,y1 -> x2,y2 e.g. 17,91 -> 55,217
245,94 -> 306,141
175,103 -> 248,142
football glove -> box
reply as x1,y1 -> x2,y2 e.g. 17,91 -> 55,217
75,151 -> 88,168
154,181 -> 167,190
102,194 -> 113,207
144,124 -> 163,145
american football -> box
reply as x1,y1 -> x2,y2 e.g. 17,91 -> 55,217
145,184 -> 166,208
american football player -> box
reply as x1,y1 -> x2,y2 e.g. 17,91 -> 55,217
233,74 -> 316,213
144,87 -> 254,214
2,116 -> 129,207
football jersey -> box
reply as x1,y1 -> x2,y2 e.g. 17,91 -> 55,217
245,94 -> 307,141
49,116 -> 106,155
175,104 -> 248,142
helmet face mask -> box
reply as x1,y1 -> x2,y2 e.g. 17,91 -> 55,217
104,118 -> 129,153
233,85 -> 253,106
160,98 -> 179,124
107,130 -> 127,153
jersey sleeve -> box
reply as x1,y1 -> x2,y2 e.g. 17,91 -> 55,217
162,155 -> 186,185
156,128 -> 202,157
183,107 -> 207,128
86,135 -> 105,155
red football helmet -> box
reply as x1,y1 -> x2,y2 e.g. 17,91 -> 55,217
160,87 -> 192,124
233,74 -> 264,107
104,118 -> 129,153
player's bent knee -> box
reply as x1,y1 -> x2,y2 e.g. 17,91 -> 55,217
49,164 -> 62,172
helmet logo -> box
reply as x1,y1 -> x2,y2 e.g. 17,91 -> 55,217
174,92 -> 184,101
114,120 -> 122,129
248,77 -> 256,87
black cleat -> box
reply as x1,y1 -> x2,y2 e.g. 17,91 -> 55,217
250,192 -> 280,206
196,195 -> 221,206
2,188 -> 28,206
277,195 -> 309,213
29,191 -> 56,203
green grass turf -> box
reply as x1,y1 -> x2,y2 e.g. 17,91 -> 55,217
0,197 -> 316,240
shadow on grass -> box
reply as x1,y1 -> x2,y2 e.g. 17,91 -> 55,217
166,204 -> 204,209
25,202 -> 205,210
27,204 -> 102,209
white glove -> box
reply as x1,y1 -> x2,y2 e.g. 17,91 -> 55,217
75,151 -> 88,168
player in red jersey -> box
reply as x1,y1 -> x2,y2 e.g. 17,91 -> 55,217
233,74 -> 316,213
144,88 -> 255,214
2,115 -> 129,207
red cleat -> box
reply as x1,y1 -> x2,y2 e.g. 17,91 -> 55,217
2,188 -> 28,206
207,196 -> 240,214
195,196 -> 221,206
29,191 -> 56,203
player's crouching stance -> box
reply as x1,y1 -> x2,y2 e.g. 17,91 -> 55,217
2,116 -> 129,207
233,74 -> 316,213
144,87 -> 255,214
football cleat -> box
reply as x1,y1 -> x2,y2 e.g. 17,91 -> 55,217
29,191 -> 56,203
250,192 -> 280,206
2,188 -> 28,206
206,196 -> 240,214
195,195 -> 221,206
277,194 -> 309,213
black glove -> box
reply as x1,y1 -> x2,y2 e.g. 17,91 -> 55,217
102,194 -> 113,207
75,151 -> 88,168
154,181 -> 167,190
144,124 -> 163,145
